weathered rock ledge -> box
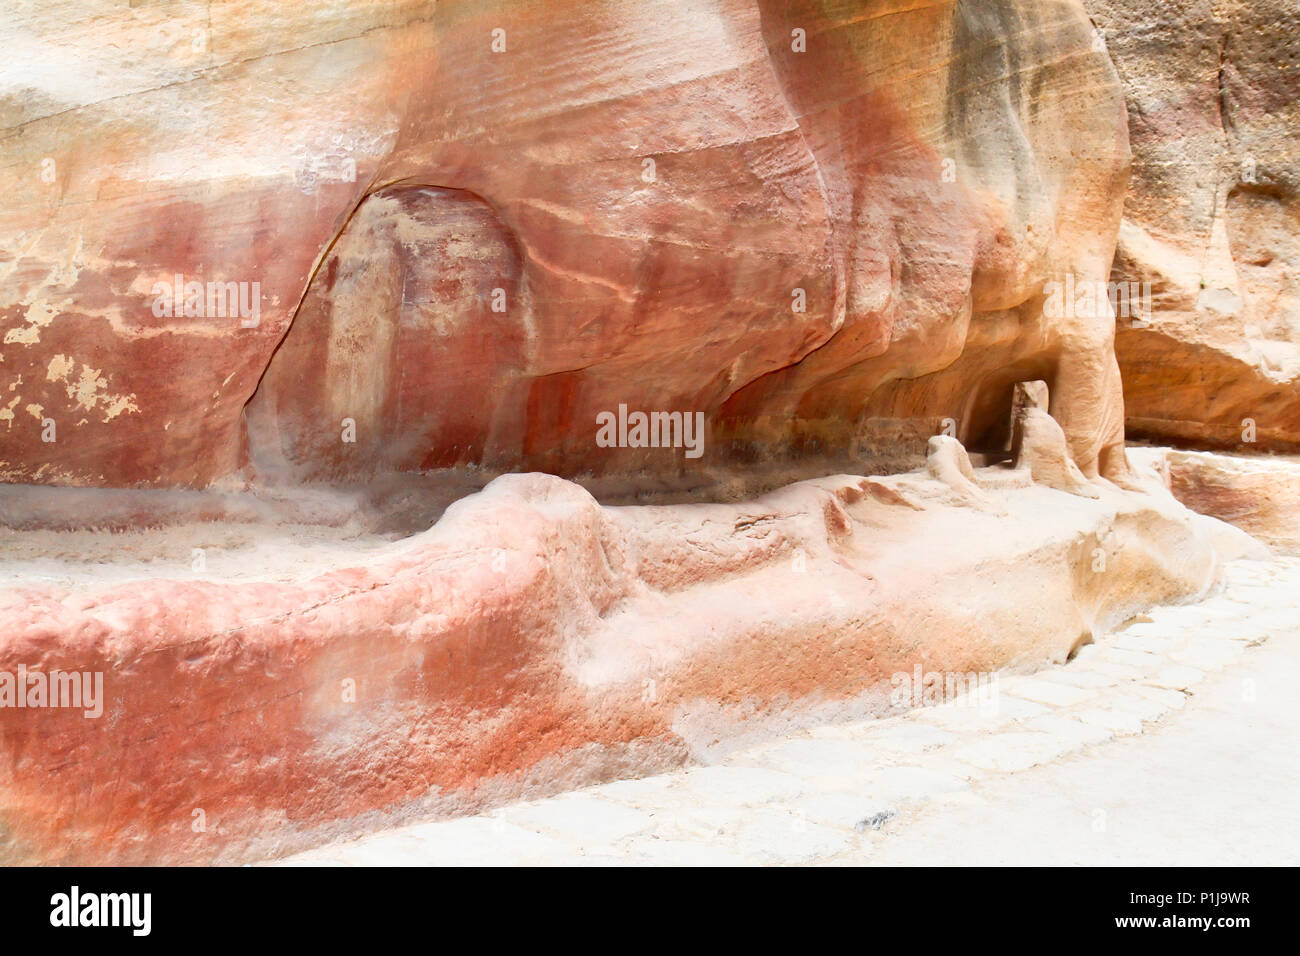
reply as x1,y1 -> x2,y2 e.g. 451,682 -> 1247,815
0,459 -> 1245,865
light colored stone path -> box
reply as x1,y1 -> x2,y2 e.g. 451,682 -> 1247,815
277,556 -> 1300,866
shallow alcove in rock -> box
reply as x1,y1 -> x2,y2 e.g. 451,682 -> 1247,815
246,186 -> 524,483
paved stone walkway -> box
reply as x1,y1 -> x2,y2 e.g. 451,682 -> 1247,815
278,556 -> 1300,866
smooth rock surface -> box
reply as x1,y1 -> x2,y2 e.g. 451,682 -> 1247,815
0,462 -> 1228,864
275,555 -> 1300,866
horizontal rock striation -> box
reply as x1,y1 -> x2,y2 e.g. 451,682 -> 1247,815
1132,446 -> 1300,553
2,0 -> 1133,487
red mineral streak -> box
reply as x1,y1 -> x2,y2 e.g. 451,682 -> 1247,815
0,0 -> 1280,866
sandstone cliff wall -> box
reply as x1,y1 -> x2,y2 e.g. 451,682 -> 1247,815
1,0 -> 1133,487
1086,0 -> 1300,450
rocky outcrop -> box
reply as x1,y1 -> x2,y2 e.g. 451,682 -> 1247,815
1132,446 -> 1300,553
2,0 -> 1133,488
0,465 -> 1233,865
1085,0 -> 1300,451
925,435 -> 1008,513
1012,382 -> 1102,498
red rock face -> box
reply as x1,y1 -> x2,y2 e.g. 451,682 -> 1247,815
718,0 -> 1133,475
2,0 -> 1132,487
247,186 -> 525,479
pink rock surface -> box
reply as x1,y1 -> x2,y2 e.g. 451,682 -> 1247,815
0,0 -> 1269,868
2,0 -> 1132,487
1142,447 -> 1300,553
0,469 -> 1226,864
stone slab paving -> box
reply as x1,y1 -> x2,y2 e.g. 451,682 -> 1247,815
277,556 -> 1300,866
